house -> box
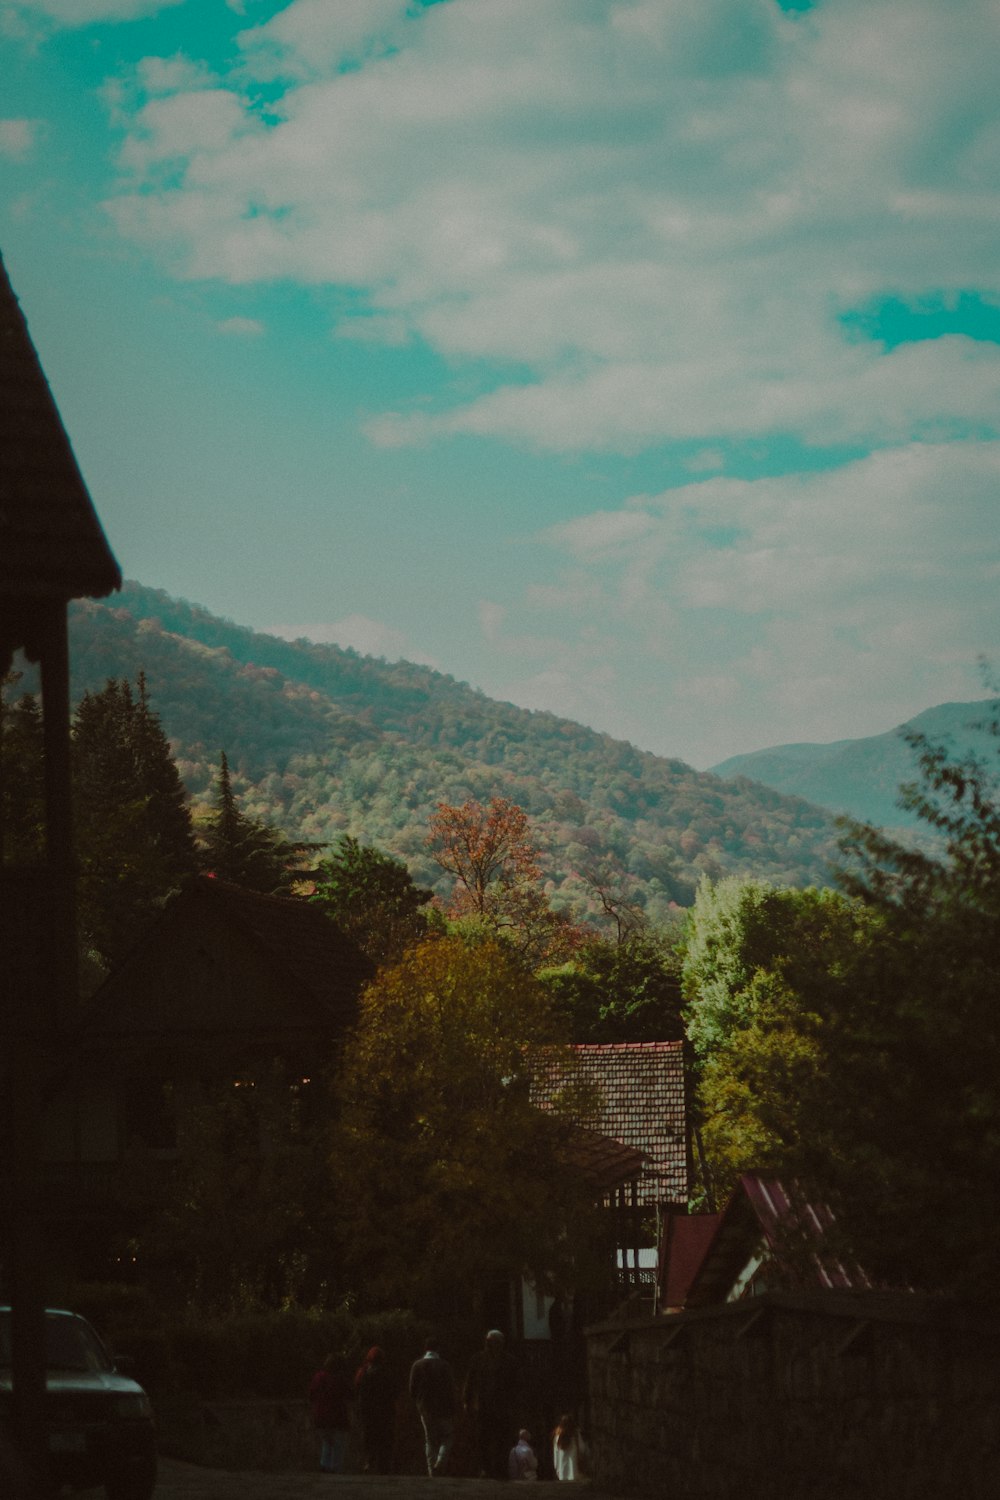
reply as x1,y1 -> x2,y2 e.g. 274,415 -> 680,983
1,248 -> 122,1481
534,1040 -> 689,1210
658,1172 -> 872,1312
38,875 -> 372,1276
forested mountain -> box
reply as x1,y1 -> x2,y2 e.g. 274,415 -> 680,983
44,582 -> 847,919
710,699 -> 998,831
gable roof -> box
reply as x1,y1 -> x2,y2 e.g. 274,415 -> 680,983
659,1209 -> 723,1310
679,1173 -> 872,1308
0,251 -> 121,604
535,1040 -> 687,1206
82,876 -> 373,1044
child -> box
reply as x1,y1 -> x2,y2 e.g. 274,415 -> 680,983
552,1413 -> 587,1481
309,1354 -> 354,1474
509,1428 -> 539,1481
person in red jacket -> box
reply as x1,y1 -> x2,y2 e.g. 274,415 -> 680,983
309,1354 -> 354,1473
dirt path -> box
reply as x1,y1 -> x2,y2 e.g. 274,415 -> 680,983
153,1459 -> 595,1500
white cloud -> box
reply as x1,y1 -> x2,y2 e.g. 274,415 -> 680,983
0,116 -> 38,157
99,0 -> 1000,455
485,440 -> 1000,766
237,0 -> 412,81
4,0 -> 183,27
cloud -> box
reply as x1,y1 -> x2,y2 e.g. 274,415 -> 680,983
269,613 -> 436,666
98,0 -> 1000,454
4,0 -> 184,28
0,117 -> 38,158
479,440 -> 1000,765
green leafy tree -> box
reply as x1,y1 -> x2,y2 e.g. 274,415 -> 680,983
333,935 -> 602,1315
542,928 -> 685,1043
72,675 -> 198,968
829,704 -> 1000,1292
199,751 -> 310,894
311,835 -> 433,965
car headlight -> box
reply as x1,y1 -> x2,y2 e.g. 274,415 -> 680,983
114,1394 -> 153,1419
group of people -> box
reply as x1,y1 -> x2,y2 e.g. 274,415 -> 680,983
308,1329 -> 588,1480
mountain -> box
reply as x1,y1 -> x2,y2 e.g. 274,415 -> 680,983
709,700 -> 998,830
27,582 -> 851,918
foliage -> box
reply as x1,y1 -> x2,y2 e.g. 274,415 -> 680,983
830,703 -> 1000,1293
132,1064 -> 340,1313
541,926 -> 685,1043
332,935 -> 604,1315
72,674 -> 198,968
58,585 -> 845,917
428,796 -> 585,963
198,750 -> 311,894
682,701 -> 1000,1294
311,834 -> 433,965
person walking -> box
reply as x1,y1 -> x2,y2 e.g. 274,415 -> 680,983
354,1345 -> 396,1474
463,1329 -> 521,1480
408,1339 -> 458,1477
308,1354 -> 354,1474
508,1429 -> 539,1481
551,1413 -> 588,1481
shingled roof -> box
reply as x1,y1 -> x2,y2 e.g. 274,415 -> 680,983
535,1040 -> 688,1207
0,250 -> 121,603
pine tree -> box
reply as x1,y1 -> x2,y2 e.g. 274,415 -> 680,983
199,751 -> 309,894
73,676 -> 198,968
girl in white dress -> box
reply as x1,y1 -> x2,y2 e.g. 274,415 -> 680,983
552,1414 -> 587,1481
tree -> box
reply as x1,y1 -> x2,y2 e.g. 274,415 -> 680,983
72,675 -> 198,968
311,835 -> 433,965
541,927 -> 685,1043
828,703 -> 1000,1292
427,796 -> 574,962
199,751 -> 310,894
332,935 -> 602,1314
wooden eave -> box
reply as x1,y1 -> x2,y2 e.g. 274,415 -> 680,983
0,251 -> 121,609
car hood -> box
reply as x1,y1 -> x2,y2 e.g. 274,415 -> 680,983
0,1371 -> 147,1398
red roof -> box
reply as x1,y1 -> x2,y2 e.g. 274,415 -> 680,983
0,251 -> 121,605
659,1210 -> 723,1310
534,1040 -> 687,1206
678,1173 -> 872,1308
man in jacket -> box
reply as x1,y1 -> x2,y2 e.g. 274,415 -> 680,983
409,1340 -> 458,1477
463,1329 -> 521,1480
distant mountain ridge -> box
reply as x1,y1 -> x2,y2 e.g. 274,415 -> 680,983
46,582 -> 854,916
710,700 -> 999,830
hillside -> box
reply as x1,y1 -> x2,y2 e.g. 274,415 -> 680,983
46,582 -> 850,918
710,700 -> 999,830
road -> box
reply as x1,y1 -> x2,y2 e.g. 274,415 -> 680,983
153,1459 -> 596,1499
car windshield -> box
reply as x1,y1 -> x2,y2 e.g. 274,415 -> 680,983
0,1312 -> 113,1373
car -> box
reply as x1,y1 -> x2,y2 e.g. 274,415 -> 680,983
0,1306 -> 157,1500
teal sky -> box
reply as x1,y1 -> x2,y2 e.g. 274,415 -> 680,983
2,0 -> 998,768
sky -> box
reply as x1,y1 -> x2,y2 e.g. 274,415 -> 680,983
2,0 -> 999,770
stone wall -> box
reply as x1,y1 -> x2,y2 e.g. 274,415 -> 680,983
586,1291 -> 1000,1500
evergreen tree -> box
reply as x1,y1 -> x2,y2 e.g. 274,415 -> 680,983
199,751 -> 309,894
72,675 -> 198,968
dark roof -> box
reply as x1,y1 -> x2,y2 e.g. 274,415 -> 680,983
0,251 -> 121,603
558,1123 -> 646,1194
535,1041 -> 687,1206
683,1173 -> 872,1308
83,876 -> 373,1042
